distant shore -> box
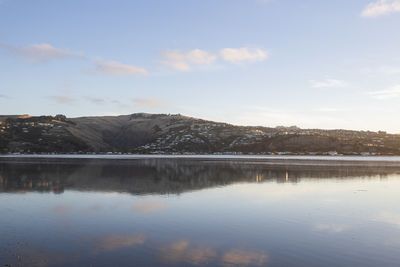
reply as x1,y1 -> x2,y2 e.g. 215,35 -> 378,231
2,153 -> 400,165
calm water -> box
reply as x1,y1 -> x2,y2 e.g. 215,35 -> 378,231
1,157 -> 400,267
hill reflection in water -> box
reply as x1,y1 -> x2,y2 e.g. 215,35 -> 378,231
2,158 -> 400,267
1,158 -> 399,195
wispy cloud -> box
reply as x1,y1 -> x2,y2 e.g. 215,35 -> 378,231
161,47 -> 268,70
368,84 -> 400,99
0,94 -> 9,98
2,43 -> 84,62
49,95 -> 77,104
220,47 -> 268,64
161,49 -> 217,71
132,98 -> 168,108
84,96 -> 105,105
309,79 -> 348,88
361,0 -> 400,18
91,60 -> 148,76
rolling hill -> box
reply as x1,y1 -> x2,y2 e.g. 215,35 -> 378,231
1,113 -> 400,155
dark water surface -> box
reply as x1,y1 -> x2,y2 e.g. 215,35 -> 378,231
1,157 -> 400,267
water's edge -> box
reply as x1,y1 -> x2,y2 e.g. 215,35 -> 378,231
2,154 -> 400,166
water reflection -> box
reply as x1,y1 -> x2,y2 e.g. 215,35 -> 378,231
92,234 -> 146,251
222,249 -> 268,266
1,158 -> 399,195
2,158 -> 400,267
133,200 -> 169,213
161,240 -> 218,265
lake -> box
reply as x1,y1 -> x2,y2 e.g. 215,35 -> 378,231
1,156 -> 400,267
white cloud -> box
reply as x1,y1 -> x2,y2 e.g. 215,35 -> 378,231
161,47 -> 269,71
49,95 -> 77,104
368,84 -> 400,99
220,47 -> 268,64
3,43 -> 84,62
132,98 -> 168,108
361,0 -> 400,18
94,60 -> 148,76
161,49 -> 217,71
309,79 -> 348,88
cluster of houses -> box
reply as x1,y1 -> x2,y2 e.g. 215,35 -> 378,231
135,121 -> 400,154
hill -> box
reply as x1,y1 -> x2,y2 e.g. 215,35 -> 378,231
1,113 -> 399,155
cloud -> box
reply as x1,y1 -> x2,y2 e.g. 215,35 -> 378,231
161,49 -> 217,71
84,96 -> 105,105
49,95 -> 77,104
361,0 -> 400,18
132,98 -> 168,108
91,60 -> 148,76
132,200 -> 168,213
2,43 -> 84,62
0,94 -> 9,98
222,249 -> 268,266
368,84 -> 400,99
309,79 -> 348,88
94,234 -> 146,251
220,47 -> 268,64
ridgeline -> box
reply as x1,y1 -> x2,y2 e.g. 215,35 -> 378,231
1,113 -> 399,155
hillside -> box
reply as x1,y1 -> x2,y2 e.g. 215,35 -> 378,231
1,113 -> 400,155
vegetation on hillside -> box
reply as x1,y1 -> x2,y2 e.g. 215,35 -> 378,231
1,113 -> 400,155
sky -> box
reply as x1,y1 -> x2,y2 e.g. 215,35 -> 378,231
1,0 -> 400,132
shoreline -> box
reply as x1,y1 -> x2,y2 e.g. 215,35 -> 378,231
2,154 -> 400,162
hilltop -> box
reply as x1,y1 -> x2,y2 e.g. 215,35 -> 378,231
1,113 -> 399,155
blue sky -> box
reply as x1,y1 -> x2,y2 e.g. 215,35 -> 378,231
1,0 -> 400,132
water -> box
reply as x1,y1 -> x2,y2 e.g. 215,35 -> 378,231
1,157 -> 400,266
